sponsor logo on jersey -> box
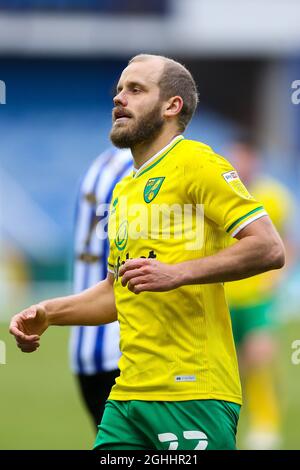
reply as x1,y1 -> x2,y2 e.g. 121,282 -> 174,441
114,250 -> 157,280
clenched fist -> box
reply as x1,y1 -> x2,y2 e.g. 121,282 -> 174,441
9,305 -> 49,353
119,258 -> 182,294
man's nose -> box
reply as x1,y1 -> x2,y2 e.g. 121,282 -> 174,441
113,91 -> 128,107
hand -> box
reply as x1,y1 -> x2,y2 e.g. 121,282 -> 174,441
119,258 -> 182,294
9,304 -> 49,353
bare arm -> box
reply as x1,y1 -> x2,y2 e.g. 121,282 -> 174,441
178,217 -> 285,285
9,273 -> 116,352
43,273 -> 116,326
120,217 -> 285,293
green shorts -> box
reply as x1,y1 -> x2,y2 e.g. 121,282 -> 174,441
230,300 -> 275,346
94,399 -> 240,450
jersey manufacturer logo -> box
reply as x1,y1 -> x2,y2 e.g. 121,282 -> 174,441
114,220 -> 128,251
222,170 -> 252,200
175,375 -> 196,382
110,197 -> 118,215
144,177 -> 165,203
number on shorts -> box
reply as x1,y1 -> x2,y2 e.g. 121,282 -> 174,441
158,431 -> 208,450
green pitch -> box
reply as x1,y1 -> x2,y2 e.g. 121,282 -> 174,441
0,324 -> 95,449
0,320 -> 300,449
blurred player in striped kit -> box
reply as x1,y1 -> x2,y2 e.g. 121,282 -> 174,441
70,147 -> 132,428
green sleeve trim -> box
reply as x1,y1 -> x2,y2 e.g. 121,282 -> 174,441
226,206 -> 264,233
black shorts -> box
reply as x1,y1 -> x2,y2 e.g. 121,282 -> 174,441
76,369 -> 120,429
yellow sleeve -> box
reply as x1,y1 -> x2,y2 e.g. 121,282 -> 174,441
185,149 -> 268,237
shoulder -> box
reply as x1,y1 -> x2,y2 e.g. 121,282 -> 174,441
112,173 -> 133,196
85,148 -> 132,180
80,148 -> 113,190
109,148 -> 133,166
179,139 -> 233,174
100,148 -> 132,176
79,148 -> 132,199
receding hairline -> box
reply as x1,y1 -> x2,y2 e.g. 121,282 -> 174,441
129,54 -> 190,78
128,54 -> 199,131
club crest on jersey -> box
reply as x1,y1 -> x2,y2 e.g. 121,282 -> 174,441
144,177 -> 165,203
222,171 -> 252,200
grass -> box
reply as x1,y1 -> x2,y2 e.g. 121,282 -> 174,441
0,324 -> 95,449
0,319 -> 300,449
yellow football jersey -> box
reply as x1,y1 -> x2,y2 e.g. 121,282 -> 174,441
107,135 -> 268,404
225,177 -> 294,307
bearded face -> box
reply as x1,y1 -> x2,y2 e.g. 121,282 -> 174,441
110,100 -> 165,149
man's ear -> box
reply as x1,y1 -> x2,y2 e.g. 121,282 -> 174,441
163,96 -> 183,119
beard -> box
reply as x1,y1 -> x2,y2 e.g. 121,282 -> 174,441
110,103 -> 165,149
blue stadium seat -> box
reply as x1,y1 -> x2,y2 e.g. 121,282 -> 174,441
0,0 -> 168,14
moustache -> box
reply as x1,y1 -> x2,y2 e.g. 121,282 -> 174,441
113,108 -> 133,121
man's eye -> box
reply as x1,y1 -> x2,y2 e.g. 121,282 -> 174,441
132,88 -> 141,94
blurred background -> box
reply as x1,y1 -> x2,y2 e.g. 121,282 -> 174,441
0,0 -> 300,450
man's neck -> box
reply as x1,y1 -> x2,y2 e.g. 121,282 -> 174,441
131,128 -> 182,170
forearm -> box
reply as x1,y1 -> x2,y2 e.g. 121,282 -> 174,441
120,212 -> 285,295
178,235 -> 284,286
40,278 -> 117,326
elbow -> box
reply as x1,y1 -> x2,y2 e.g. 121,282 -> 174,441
266,239 -> 286,270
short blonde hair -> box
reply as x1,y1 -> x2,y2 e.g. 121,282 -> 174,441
129,54 -> 199,132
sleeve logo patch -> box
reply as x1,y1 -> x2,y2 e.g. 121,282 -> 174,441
222,171 -> 253,200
